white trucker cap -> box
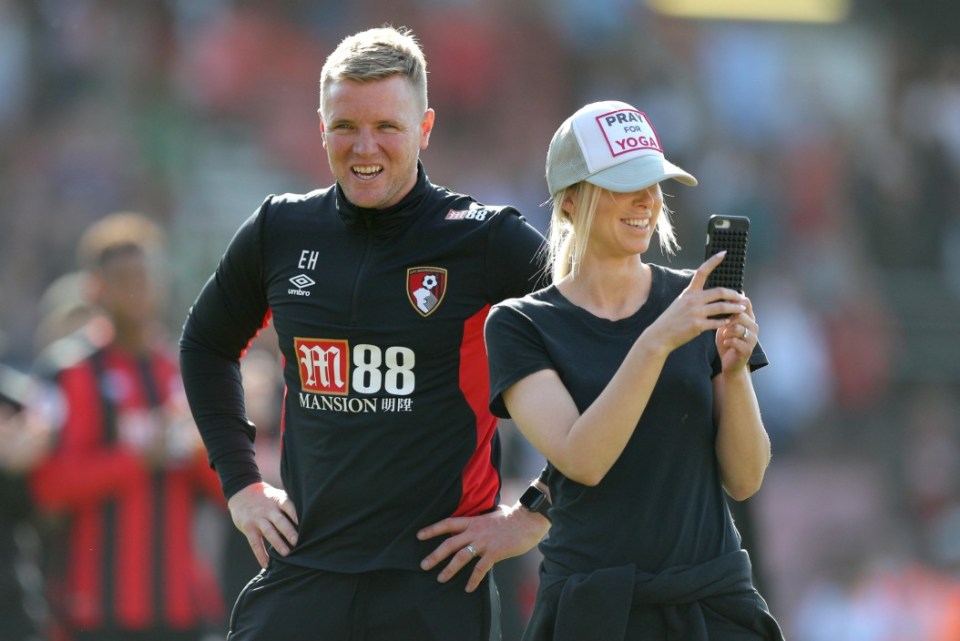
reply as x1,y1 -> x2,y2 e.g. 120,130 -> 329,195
546,100 -> 697,196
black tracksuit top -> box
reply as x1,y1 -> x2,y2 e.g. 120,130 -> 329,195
180,166 -> 546,572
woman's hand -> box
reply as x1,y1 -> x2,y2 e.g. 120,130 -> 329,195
716,295 -> 758,374
648,251 -> 746,352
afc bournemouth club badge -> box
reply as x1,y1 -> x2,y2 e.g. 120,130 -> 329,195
406,267 -> 447,317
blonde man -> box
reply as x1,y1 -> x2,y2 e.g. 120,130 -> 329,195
181,26 -> 549,640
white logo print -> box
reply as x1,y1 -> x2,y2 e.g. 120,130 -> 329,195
288,273 -> 316,297
413,276 -> 437,314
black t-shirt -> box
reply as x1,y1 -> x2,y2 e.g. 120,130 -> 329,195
486,264 -> 767,576
180,166 -> 547,572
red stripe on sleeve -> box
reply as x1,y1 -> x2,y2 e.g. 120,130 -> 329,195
454,305 -> 500,516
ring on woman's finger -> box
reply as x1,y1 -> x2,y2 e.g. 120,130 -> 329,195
465,544 -> 478,558
742,327 -> 750,340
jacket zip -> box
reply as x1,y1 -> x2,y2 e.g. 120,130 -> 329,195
349,213 -> 375,323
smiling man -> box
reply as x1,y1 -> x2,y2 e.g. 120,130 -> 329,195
179,26 -> 551,641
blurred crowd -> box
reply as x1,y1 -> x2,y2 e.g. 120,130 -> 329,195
1,0 -> 959,639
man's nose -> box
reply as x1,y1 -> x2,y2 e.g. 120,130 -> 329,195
353,128 -> 378,154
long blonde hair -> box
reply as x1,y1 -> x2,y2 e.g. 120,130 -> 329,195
546,182 -> 679,281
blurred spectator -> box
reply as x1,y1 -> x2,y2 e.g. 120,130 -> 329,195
897,383 -> 960,558
794,555 -> 960,641
29,212 -> 227,641
0,360 -> 58,641
32,271 -> 101,356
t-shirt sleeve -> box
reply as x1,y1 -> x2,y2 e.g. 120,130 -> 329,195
484,209 -> 549,302
710,340 -> 769,377
179,200 -> 272,499
749,342 -> 769,371
484,301 -> 556,418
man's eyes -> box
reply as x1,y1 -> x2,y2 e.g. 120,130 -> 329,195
330,123 -> 399,131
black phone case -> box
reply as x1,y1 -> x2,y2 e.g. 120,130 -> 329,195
704,215 -> 750,291
704,215 -> 750,318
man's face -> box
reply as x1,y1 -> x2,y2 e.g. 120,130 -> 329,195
319,75 -> 434,209
93,249 -> 162,328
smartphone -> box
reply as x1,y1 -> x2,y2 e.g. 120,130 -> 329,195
704,215 -> 750,318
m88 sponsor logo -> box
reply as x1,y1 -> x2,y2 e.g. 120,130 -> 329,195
445,208 -> 490,221
295,338 -> 416,397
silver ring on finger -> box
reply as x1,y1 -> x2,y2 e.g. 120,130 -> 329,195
465,544 -> 478,558
742,327 -> 750,340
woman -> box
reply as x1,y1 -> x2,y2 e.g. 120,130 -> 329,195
485,101 -> 784,640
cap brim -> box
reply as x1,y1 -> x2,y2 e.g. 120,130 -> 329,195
585,155 -> 697,192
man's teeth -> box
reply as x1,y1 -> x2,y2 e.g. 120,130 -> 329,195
353,165 -> 382,176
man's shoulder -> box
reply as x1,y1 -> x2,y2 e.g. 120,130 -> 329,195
263,186 -> 335,213
426,194 -> 543,256
426,181 -> 526,225
249,187 -> 338,237
435,201 -> 519,225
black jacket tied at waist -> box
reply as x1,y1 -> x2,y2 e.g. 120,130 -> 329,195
529,550 -> 784,641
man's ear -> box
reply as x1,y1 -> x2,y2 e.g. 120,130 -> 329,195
317,109 -> 327,148
419,108 -> 436,150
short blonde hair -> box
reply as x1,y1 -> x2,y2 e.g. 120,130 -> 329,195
546,182 -> 679,281
319,26 -> 428,115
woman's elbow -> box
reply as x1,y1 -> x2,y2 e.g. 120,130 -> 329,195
724,478 -> 763,502
570,469 -> 605,487
555,458 -> 609,487
723,460 -> 770,501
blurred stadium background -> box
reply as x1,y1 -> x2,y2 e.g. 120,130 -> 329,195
1,0 -> 960,638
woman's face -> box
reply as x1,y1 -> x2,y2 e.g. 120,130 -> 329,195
587,183 -> 663,259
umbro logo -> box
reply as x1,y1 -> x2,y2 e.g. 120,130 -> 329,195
288,273 -> 316,297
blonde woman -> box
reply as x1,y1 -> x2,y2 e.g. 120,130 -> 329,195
485,101 -> 784,640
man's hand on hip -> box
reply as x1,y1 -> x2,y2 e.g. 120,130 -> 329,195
228,482 -> 299,568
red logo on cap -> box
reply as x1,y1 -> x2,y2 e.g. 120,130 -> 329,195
596,109 -> 663,157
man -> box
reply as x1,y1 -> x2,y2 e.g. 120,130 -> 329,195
179,26 -> 551,641
31,212 -> 227,641
0,361 -> 55,641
